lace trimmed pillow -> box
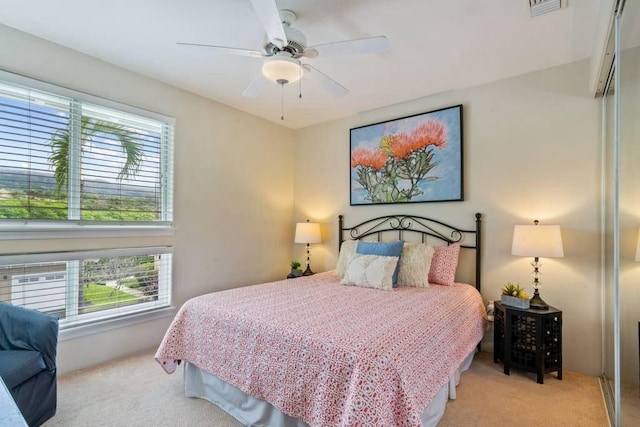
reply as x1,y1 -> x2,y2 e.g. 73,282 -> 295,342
335,240 -> 358,278
397,243 -> 435,287
356,240 -> 404,287
340,253 -> 399,291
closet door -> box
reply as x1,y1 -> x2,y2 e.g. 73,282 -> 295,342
618,1 -> 640,424
602,75 -> 616,423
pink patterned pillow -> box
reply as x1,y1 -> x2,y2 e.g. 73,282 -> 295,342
428,243 -> 460,286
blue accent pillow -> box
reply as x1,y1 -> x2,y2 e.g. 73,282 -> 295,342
356,240 -> 404,286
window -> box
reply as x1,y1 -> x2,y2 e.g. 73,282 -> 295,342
0,71 -> 175,332
0,247 -> 172,330
0,72 -> 174,228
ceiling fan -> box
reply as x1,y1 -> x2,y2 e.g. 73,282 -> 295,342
177,0 -> 390,99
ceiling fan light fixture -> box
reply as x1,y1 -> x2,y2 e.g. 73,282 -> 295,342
262,54 -> 302,84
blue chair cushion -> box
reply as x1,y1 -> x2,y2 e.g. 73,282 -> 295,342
356,240 -> 404,287
0,350 -> 46,389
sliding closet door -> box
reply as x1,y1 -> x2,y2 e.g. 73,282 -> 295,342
618,1 -> 640,424
603,77 -> 616,421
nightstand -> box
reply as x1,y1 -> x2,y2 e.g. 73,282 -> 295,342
493,301 -> 562,384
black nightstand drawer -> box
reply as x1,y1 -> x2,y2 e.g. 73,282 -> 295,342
493,301 -> 562,384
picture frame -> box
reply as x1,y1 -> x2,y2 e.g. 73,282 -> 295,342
350,104 -> 463,206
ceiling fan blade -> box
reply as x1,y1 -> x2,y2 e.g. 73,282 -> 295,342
242,74 -> 268,97
306,36 -> 390,58
177,42 -> 265,58
302,65 -> 348,97
249,0 -> 287,49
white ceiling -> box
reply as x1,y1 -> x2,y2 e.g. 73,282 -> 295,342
0,0 -> 601,129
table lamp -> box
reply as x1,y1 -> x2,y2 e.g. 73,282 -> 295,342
295,220 -> 321,276
511,220 -> 564,310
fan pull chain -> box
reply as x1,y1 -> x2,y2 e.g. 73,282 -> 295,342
280,81 -> 285,121
299,63 -> 302,98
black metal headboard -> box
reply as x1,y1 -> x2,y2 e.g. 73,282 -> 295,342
339,213 -> 482,292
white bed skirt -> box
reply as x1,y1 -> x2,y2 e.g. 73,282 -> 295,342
183,349 -> 476,427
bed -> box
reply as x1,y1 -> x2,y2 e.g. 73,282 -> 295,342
156,213 -> 487,427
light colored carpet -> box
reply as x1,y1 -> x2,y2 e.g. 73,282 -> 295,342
43,351 -> 239,427
43,350 -> 608,427
439,352 -> 608,427
621,383 -> 640,426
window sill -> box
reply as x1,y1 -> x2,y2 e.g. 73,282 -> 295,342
0,225 -> 175,240
59,306 -> 175,341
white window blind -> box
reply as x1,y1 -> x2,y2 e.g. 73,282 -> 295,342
0,75 -> 174,226
0,83 -> 71,219
0,247 -> 172,329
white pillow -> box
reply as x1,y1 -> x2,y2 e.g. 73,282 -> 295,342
335,240 -> 358,278
397,243 -> 434,287
340,253 -> 399,291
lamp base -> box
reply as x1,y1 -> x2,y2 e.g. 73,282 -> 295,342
529,289 -> 549,310
302,265 -> 314,276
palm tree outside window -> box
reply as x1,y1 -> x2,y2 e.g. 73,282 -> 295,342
0,83 -> 172,223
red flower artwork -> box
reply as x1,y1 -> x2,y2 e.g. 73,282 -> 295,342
351,119 -> 449,203
389,121 -> 446,159
351,147 -> 388,170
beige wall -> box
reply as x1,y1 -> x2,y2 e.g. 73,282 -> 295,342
293,60 -> 603,376
0,24 -> 296,374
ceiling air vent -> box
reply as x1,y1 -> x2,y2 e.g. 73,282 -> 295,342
529,0 -> 562,17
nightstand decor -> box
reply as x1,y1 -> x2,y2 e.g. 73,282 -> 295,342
501,294 -> 530,309
500,283 -> 530,309
511,220 -> 564,310
287,261 -> 303,279
295,220 -> 321,276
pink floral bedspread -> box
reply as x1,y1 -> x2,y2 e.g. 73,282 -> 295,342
155,272 -> 487,427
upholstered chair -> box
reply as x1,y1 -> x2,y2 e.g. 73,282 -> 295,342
0,303 -> 58,427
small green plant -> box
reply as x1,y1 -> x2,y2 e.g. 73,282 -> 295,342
501,282 -> 529,299
290,261 -> 301,270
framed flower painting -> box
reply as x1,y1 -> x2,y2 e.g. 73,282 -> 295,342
350,104 -> 463,205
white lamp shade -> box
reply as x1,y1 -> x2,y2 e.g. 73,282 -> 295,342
262,54 -> 302,84
295,222 -> 321,244
635,228 -> 640,262
512,224 -> 564,258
